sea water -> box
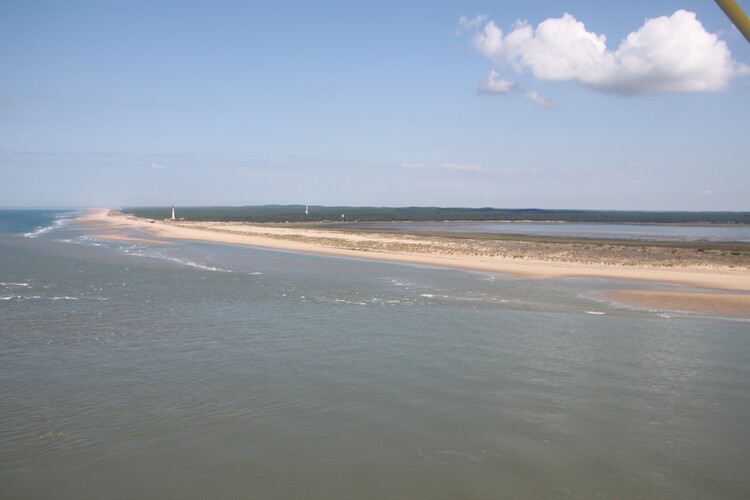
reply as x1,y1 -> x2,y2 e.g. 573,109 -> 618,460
1,210 -> 749,499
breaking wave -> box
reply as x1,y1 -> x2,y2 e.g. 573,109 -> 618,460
23,211 -> 80,238
122,246 -> 233,273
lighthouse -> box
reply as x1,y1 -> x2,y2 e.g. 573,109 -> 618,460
171,204 -> 175,220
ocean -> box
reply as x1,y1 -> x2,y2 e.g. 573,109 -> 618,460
1,209 -> 749,499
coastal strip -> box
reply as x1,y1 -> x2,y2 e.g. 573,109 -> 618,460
76,209 -> 750,315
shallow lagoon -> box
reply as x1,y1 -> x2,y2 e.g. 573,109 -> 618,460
341,221 -> 750,242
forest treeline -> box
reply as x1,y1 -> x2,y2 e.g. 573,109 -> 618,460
122,206 -> 750,224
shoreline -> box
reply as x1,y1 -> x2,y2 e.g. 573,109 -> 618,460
606,290 -> 750,319
75,209 -> 750,317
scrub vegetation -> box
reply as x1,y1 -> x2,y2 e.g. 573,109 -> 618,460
123,206 -> 750,225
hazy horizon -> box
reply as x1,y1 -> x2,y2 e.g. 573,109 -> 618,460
0,203 -> 750,218
2,203 -> 750,214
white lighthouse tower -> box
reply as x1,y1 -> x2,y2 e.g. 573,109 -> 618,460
171,204 -> 175,220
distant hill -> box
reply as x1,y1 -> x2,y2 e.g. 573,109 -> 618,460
122,206 -> 750,224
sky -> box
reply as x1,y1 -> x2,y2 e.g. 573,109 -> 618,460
1,0 -> 749,210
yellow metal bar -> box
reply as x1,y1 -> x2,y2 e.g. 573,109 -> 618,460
715,0 -> 750,44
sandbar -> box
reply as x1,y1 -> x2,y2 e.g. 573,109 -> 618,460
76,209 -> 750,316
608,290 -> 750,318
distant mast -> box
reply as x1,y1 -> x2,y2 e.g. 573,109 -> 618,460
171,204 -> 175,220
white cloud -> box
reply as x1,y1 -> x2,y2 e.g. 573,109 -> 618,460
151,163 -> 168,169
469,10 -> 747,95
479,70 -> 517,94
456,14 -> 488,35
524,91 -> 556,108
440,162 -> 484,172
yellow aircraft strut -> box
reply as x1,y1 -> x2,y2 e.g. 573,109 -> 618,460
715,0 -> 750,43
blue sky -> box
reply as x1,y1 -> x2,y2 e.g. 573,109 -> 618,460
1,0 -> 748,210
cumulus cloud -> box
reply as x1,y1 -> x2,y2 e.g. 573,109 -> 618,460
479,70 -> 517,94
456,14 -> 488,34
468,10 -> 747,95
151,163 -> 168,169
525,91 -> 556,108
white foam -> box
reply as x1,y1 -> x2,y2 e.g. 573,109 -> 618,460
370,297 -> 404,305
79,236 -> 105,247
475,273 -> 497,281
383,278 -> 410,288
0,282 -> 30,287
585,311 -> 606,315
24,225 -> 55,238
23,212 -> 77,238
181,260 -> 232,272
123,248 -> 232,273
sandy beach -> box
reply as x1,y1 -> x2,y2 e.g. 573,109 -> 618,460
77,209 -> 750,316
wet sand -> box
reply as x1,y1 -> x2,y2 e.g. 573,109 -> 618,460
90,233 -> 172,245
608,290 -> 750,318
